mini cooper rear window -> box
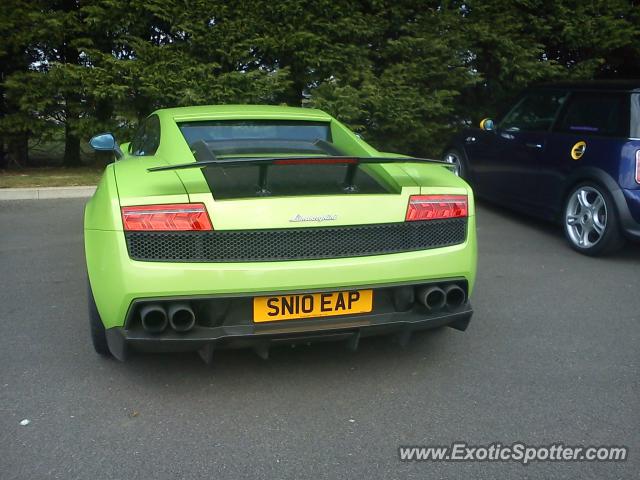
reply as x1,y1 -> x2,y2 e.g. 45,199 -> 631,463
556,93 -> 630,138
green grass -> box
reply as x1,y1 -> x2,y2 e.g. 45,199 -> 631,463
0,167 -> 103,188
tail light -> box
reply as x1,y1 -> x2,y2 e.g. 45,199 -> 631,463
121,203 -> 212,231
405,195 -> 468,221
636,150 -> 640,184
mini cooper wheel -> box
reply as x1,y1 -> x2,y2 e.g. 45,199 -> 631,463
443,149 -> 467,179
563,183 -> 624,256
88,280 -> 111,356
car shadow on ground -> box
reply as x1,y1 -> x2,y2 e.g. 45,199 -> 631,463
97,326 -> 459,383
476,199 -> 640,262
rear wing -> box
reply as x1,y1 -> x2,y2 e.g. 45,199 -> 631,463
148,143 -> 449,194
148,155 -> 447,171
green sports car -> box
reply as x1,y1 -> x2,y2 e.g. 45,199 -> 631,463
85,105 -> 477,362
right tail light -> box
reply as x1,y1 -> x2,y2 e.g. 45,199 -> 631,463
405,195 -> 468,221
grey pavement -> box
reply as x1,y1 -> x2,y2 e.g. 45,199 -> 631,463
0,198 -> 638,479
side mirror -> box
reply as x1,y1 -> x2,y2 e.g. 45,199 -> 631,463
479,118 -> 495,131
89,133 -> 123,159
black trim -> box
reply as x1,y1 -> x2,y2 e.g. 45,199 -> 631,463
107,278 -> 472,362
107,279 -> 473,361
124,218 -> 468,263
106,308 -> 472,362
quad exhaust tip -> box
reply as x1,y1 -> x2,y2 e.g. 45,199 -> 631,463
167,303 -> 196,332
444,284 -> 466,310
140,302 -> 196,333
415,283 -> 467,312
416,286 -> 447,311
140,304 -> 168,333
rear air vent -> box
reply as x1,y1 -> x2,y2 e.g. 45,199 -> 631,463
124,218 -> 467,262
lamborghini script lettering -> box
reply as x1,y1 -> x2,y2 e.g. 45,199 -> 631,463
289,214 -> 338,223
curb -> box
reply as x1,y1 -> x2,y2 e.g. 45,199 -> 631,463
0,186 -> 96,200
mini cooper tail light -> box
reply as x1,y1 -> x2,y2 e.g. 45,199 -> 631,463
121,203 -> 212,231
636,150 -> 640,184
405,195 -> 468,221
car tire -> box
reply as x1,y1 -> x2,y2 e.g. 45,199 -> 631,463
88,279 -> 111,357
443,148 -> 469,180
562,182 -> 625,256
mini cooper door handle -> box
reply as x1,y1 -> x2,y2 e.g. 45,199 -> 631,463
525,142 -> 543,149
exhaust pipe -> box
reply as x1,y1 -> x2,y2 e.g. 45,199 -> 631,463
416,285 -> 446,311
168,303 -> 196,332
140,304 -> 168,333
444,284 -> 466,310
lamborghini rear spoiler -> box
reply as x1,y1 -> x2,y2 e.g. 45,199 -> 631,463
148,155 -> 447,171
147,143 -> 449,194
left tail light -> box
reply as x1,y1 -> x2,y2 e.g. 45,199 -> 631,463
121,203 -> 212,231
405,195 -> 468,221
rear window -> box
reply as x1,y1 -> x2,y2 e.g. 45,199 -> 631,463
176,119 -> 389,199
178,120 -> 333,156
555,93 -> 630,138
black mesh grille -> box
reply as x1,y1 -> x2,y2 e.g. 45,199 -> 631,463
125,218 -> 467,262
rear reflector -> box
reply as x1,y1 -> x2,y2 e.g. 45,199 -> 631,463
121,203 -> 212,231
406,195 -> 468,221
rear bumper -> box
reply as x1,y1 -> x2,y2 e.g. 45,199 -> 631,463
619,188 -> 640,240
85,216 -> 477,329
106,303 -> 473,362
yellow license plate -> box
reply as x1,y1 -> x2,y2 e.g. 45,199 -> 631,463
253,289 -> 373,323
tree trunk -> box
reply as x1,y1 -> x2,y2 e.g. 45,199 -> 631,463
279,60 -> 306,106
0,135 -> 7,169
7,132 -> 29,167
63,120 -> 81,167
0,78 -> 9,169
94,99 -> 114,165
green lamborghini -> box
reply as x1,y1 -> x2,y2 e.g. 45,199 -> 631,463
85,105 -> 477,362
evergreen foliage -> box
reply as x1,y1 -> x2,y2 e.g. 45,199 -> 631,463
1,0 -> 638,166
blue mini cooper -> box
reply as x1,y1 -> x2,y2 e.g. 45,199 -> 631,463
445,80 -> 640,255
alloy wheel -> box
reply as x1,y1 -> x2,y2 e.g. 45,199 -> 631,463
565,186 -> 607,249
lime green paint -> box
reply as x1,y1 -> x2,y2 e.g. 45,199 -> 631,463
85,104 -> 477,328
84,165 -> 121,230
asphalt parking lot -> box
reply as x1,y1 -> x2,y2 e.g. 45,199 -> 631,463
1,198 -> 639,479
